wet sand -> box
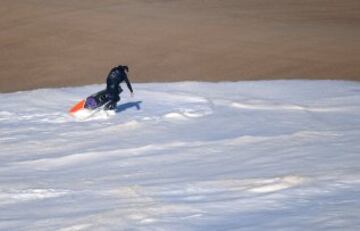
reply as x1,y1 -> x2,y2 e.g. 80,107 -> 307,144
1,0 -> 360,92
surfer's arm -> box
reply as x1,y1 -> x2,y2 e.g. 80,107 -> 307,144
124,76 -> 134,93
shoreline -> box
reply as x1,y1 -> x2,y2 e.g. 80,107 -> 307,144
2,79 -> 359,94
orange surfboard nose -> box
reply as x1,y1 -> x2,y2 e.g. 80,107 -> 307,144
69,99 -> 85,114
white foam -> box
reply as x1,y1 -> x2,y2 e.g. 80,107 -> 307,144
58,224 -> 93,231
72,108 -> 115,121
1,81 -> 359,230
248,176 -> 305,193
163,112 -> 188,120
0,189 -> 70,204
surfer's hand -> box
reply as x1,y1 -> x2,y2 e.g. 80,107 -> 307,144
130,92 -> 134,98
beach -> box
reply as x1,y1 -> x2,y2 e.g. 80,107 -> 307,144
1,0 -> 360,92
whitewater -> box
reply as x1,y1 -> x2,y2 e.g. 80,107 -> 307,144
1,81 -> 360,230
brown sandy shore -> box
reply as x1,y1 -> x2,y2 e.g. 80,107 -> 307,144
1,0 -> 360,92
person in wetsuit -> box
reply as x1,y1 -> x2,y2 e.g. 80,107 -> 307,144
105,65 -> 134,110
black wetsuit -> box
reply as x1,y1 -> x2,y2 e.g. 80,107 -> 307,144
106,65 -> 133,109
